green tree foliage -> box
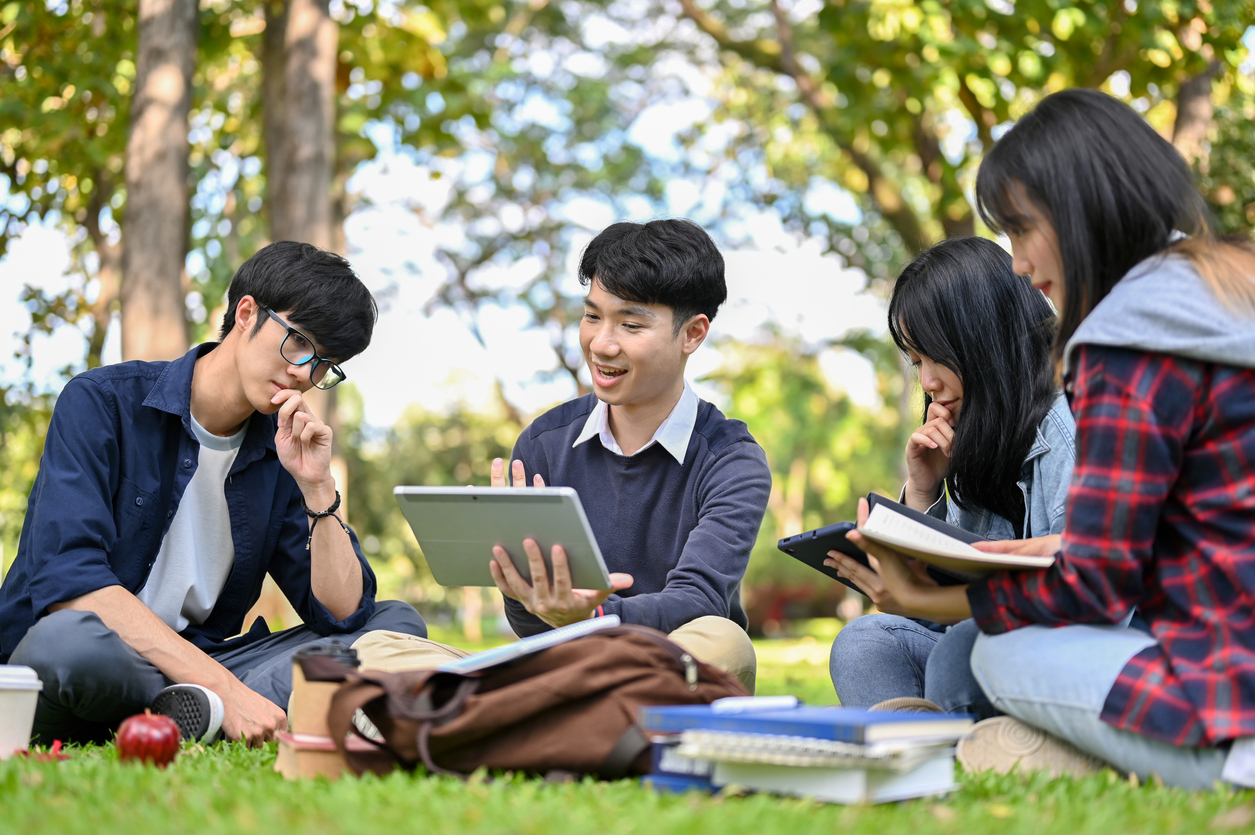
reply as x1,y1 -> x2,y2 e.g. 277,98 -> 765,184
0,0 -> 134,367
376,0 -> 675,389
0,389 -> 52,576
701,334 -> 907,618
0,0 -> 455,365
338,383 -> 523,605
1196,83 -> 1255,236
672,0 -> 1255,269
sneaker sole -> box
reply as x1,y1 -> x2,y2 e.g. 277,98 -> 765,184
151,687 -> 223,743
869,697 -> 946,713
956,716 -> 1107,778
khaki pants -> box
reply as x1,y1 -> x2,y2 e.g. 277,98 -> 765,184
352,615 -> 757,693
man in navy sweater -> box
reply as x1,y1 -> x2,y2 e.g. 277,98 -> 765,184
357,220 -> 772,690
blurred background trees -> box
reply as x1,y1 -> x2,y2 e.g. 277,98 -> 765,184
1,0 -> 1252,635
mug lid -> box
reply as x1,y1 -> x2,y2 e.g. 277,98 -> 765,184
0,665 -> 43,690
291,640 -> 360,667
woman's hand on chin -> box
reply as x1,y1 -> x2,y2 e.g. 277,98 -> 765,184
903,401 -> 956,509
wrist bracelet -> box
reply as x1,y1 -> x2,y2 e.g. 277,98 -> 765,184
301,490 -> 352,550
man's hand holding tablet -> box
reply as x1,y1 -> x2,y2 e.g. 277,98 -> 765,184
487,458 -> 633,628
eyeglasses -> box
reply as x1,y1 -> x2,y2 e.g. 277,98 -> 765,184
262,308 -> 346,390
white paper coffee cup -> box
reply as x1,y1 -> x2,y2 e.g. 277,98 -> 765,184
0,665 -> 43,760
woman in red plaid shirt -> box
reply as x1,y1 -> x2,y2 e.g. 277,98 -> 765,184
827,89 -> 1255,789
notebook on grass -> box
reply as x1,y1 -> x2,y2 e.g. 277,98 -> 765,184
710,750 -> 959,804
676,730 -> 955,772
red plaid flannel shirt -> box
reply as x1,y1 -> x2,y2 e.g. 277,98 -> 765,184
969,344 -> 1255,747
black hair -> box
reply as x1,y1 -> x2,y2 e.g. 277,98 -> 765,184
974,88 -> 1210,362
577,219 -> 727,334
219,241 -> 377,362
888,237 -> 1058,526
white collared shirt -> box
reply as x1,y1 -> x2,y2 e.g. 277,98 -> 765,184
572,383 -> 698,465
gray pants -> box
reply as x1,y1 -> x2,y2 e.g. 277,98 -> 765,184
9,600 -> 426,744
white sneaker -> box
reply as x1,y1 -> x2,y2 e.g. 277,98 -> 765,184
151,684 -> 225,743
956,716 -> 1108,779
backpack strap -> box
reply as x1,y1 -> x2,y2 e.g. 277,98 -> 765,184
599,724 -> 651,779
412,676 -> 481,778
328,679 -> 403,776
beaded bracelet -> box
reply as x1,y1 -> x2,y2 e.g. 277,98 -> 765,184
302,490 -> 352,550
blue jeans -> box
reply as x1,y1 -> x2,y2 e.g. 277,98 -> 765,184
829,614 -> 997,718
970,624 -> 1229,790
10,600 -> 427,744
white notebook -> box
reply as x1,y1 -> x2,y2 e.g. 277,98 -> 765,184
711,750 -> 959,804
437,615 -> 621,674
858,495 -> 1055,575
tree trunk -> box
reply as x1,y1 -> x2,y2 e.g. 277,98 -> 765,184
267,0 -> 337,249
1172,62 -> 1221,166
268,0 -> 342,507
262,1 -> 289,224
120,0 -> 196,361
249,0 -> 346,631
260,0 -> 341,483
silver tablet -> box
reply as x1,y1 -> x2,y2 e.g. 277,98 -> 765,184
393,486 -> 612,589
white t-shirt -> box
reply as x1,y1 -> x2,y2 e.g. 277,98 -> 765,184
136,413 -> 246,633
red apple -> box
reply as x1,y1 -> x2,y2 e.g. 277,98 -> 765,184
116,709 -> 181,767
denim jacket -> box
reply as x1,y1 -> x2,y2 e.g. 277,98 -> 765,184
927,393 -> 1076,540
0,343 -> 377,661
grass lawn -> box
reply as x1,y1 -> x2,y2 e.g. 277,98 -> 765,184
3,625 -> 1253,835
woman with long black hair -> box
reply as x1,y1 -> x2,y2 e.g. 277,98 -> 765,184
830,88 -> 1255,788
828,235 -> 1074,717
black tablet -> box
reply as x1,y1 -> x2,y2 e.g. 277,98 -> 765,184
778,516 -> 969,597
777,522 -> 868,595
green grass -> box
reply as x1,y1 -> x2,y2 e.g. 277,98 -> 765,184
3,632 -> 1253,835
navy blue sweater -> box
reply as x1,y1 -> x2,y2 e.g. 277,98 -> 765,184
504,394 -> 772,637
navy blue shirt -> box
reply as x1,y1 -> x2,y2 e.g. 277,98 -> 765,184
0,343 -> 377,661
505,394 -> 772,637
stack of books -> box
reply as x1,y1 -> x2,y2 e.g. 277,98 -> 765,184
638,701 -> 974,804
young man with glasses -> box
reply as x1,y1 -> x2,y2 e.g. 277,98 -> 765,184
0,241 -> 426,746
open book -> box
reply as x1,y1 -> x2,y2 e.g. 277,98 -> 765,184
857,494 -> 1054,576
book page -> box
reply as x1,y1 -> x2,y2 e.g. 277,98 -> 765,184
858,504 -> 1055,571
861,504 -> 983,558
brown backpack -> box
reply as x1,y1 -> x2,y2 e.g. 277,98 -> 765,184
301,624 -> 749,779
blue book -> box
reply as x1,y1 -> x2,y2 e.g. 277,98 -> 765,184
640,773 -> 716,795
637,705 -> 973,744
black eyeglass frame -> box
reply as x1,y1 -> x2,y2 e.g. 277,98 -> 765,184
262,307 -> 346,390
